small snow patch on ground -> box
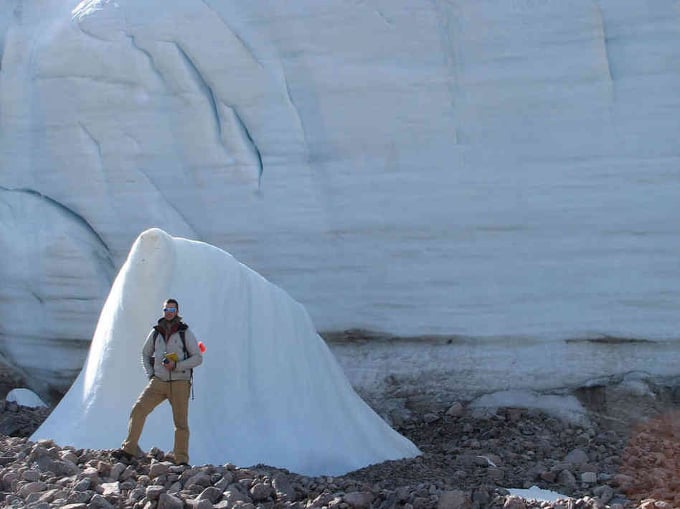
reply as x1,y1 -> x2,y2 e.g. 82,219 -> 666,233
507,486 -> 571,503
5,389 -> 47,408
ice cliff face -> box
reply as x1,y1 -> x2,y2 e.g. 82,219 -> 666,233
1,1 -> 680,398
0,187 -> 114,398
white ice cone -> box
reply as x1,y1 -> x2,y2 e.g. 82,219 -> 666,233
32,228 -> 419,475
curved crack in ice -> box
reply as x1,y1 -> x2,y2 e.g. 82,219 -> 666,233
126,34 -> 166,85
593,2 -> 616,102
174,42 -> 264,186
281,69 -> 309,159
197,0 -> 264,70
223,102 -> 264,188
173,43 -> 222,139
0,186 -> 114,270
133,168 -> 200,241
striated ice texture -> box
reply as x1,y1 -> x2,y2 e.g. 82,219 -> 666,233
1,1 -> 680,398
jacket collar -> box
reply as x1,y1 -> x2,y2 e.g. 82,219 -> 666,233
153,317 -> 187,339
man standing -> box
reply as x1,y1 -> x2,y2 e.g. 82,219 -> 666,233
116,299 -> 203,465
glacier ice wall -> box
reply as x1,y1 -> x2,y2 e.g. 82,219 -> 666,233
1,0 -> 680,397
0,187 -> 114,397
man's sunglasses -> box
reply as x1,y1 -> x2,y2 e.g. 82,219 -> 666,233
163,307 -> 177,313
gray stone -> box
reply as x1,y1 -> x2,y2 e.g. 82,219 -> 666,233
38,488 -> 62,503
74,478 -> 92,491
250,481 -> 274,501
29,445 -> 50,460
109,463 -> 126,481
488,468 -> 505,482
423,413 -> 440,423
238,478 -> 253,489
310,493 -> 335,507
272,474 -> 296,500
412,498 -> 429,509
0,456 -> 16,466
19,481 -> 48,497
2,470 -> 19,490
213,476 -> 230,493
25,491 -> 46,504
564,448 -> 589,465
53,459 -> 80,476
150,462 -> 172,479
100,482 -> 120,496
185,473 -> 212,489
157,493 -> 184,509
61,505 -> 88,509
540,471 -> 556,483
343,491 -> 374,509
146,485 -> 166,500
651,502 -> 673,509
80,467 -> 100,480
446,402 -> 464,417
223,487 -> 251,505
128,487 -> 146,503
437,490 -> 470,509
457,455 -> 480,467
578,462 -> 599,474
21,470 -> 41,482
67,490 -> 93,504
503,496 -> 527,509
120,465 -> 137,481
88,494 -> 115,508
406,395 -> 434,413
4,494 -> 23,506
396,486 -> 411,501
120,480 -> 137,491
26,502 -> 50,509
328,495 -> 343,508
388,408 -> 412,427
472,487 -> 491,506
198,486 -> 222,503
60,451 -> 79,464
593,485 -> 614,504
580,472 -> 597,484
557,469 -> 576,487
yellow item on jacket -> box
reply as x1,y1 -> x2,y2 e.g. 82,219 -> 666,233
164,352 -> 179,362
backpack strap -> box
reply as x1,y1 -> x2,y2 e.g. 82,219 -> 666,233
149,329 -> 160,367
178,326 -> 195,400
179,329 -> 189,359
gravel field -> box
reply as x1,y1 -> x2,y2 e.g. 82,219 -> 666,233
2,387 -> 680,508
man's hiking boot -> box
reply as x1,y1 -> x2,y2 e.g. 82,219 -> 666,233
163,452 -> 190,467
112,449 -> 135,464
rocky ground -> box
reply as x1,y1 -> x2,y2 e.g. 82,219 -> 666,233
2,394 -> 680,509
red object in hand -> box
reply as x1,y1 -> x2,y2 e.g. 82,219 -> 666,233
198,341 -> 206,353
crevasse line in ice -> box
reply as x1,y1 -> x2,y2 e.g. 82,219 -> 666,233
0,186 -> 112,261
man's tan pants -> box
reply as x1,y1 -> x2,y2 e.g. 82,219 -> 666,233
121,377 -> 191,464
